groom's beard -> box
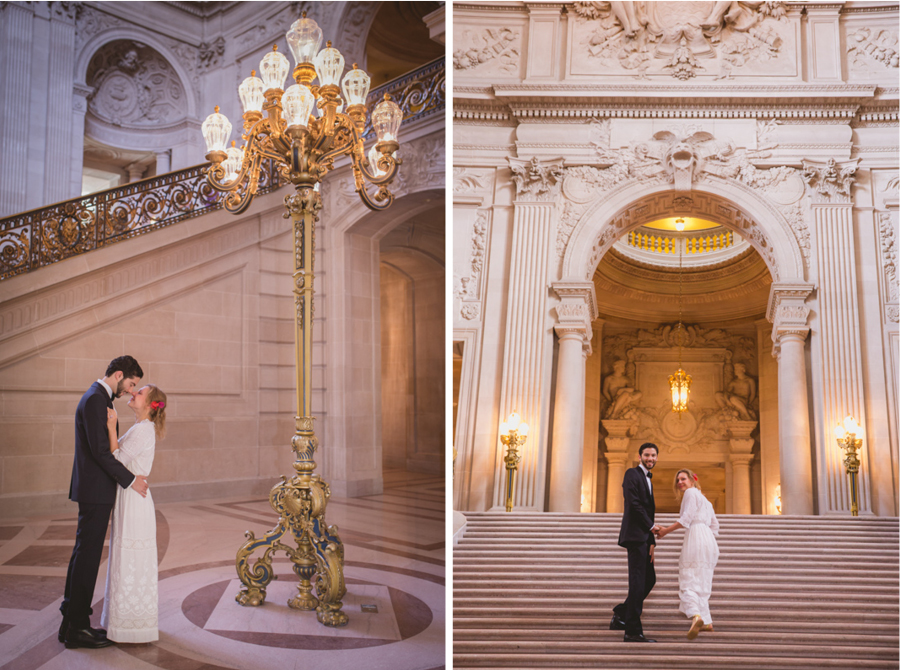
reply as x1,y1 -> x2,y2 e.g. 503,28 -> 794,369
114,380 -> 126,398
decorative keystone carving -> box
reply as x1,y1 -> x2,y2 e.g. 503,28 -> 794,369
801,158 -> 859,203
509,156 -> 565,202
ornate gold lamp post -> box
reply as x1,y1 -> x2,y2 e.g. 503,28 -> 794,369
834,415 -> 863,517
499,412 -> 529,512
200,12 -> 402,627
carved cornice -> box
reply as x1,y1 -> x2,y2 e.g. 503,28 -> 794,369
767,283 -> 814,351
766,282 -> 815,323
552,280 -> 597,345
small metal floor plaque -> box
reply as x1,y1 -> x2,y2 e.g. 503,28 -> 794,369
361,604 -> 378,613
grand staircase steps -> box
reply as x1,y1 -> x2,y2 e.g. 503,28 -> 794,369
453,512 -> 900,670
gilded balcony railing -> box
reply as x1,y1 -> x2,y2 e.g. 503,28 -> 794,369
0,58 -> 445,282
364,56 -> 444,138
626,229 -> 735,255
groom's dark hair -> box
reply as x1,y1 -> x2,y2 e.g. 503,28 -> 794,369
106,355 -> 143,380
638,442 -> 658,456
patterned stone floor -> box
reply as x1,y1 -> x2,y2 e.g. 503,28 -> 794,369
0,469 -> 445,670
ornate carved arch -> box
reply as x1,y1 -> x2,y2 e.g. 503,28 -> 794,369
561,178 -> 808,285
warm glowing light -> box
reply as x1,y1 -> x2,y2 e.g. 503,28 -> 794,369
675,217 -> 685,231
842,415 -> 861,435
774,485 -> 782,514
519,422 -> 529,437
669,367 -> 691,413
506,412 -> 521,431
202,106 -> 231,152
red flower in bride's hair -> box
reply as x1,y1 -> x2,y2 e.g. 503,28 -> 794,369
693,474 -> 698,481
151,401 -> 165,410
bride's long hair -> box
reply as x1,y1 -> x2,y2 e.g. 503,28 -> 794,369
673,468 -> 701,500
146,385 -> 167,440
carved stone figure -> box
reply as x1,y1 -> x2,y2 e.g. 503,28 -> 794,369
715,363 -> 757,420
603,359 -> 643,420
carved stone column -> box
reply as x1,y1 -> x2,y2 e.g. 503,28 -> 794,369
549,282 -> 598,512
768,284 -> 815,515
602,422 -> 634,514
70,83 -> 93,197
493,157 -> 564,510
802,160 -> 871,515
727,420 -> 757,515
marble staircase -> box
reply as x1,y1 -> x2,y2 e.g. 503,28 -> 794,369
454,512 -> 899,669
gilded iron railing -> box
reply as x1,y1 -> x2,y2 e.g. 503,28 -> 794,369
0,58 -> 445,282
626,229 -> 735,255
363,56 -> 445,138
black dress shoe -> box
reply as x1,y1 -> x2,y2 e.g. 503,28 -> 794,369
64,628 -> 114,649
58,618 -> 67,643
624,633 -> 657,643
609,615 -> 627,630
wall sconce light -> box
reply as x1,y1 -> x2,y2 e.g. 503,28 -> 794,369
834,415 -> 863,517
499,412 -> 529,512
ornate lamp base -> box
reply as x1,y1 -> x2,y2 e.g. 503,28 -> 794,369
235,465 -> 349,627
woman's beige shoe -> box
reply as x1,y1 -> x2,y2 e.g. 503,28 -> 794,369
687,615 -> 703,640
700,624 -> 714,632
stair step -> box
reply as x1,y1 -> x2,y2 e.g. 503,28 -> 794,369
452,654 -> 899,670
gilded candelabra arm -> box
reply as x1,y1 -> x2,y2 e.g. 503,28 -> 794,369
357,148 -> 401,186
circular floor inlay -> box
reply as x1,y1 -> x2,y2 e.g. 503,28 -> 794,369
181,573 -> 432,650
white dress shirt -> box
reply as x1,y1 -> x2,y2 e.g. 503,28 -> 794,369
638,463 -> 652,495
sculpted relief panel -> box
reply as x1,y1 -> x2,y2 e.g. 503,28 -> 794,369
601,324 -> 758,453
570,1 -> 796,80
86,40 -> 187,127
454,26 -> 522,77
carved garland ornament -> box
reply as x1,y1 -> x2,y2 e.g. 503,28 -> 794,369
847,27 -> 899,70
453,27 -> 520,73
878,212 -> 898,321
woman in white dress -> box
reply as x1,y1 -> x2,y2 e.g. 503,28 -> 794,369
656,469 -> 720,640
101,384 -> 167,643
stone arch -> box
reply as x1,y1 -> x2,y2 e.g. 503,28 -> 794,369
334,2 -> 382,74
561,178 -> 807,285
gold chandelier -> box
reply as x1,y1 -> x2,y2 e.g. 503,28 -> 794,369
669,218 -> 691,413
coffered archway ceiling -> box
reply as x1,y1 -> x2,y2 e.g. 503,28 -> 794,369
594,230 -> 772,327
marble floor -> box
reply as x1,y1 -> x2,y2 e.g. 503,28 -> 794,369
0,469 -> 445,670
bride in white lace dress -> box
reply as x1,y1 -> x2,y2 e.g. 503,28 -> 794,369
656,469 -> 720,640
101,384 -> 167,643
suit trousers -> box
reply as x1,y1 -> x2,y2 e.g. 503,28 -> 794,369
613,539 -> 656,636
62,502 -> 113,630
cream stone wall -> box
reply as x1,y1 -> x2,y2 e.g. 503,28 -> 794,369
453,0 -> 899,516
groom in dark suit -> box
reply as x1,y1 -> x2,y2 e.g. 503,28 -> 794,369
611,442 -> 661,642
60,355 -> 149,649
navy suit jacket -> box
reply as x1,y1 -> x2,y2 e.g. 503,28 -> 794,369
617,466 -> 656,548
68,382 -> 135,504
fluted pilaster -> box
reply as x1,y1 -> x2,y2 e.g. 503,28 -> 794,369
811,199 -> 872,514
45,6 -> 78,204
493,157 -> 564,510
0,3 -> 33,217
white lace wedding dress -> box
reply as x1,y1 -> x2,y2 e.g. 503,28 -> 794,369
100,420 -> 158,642
677,487 -> 720,625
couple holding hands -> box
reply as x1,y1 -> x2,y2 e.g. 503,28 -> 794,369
60,355 -> 166,649
612,442 -> 720,642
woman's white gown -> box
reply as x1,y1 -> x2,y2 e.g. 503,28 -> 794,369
100,420 -> 158,642
677,487 -> 720,625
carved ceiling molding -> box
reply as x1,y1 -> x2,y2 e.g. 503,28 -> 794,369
601,246 -> 766,285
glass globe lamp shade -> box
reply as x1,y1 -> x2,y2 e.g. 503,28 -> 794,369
281,84 -> 316,128
506,412 -> 521,431
341,65 -> 370,106
834,424 -> 847,440
286,15 -> 322,65
314,42 -> 345,87
499,421 -> 509,437
260,46 -> 289,92
519,422 -> 529,438
238,71 -> 265,114
222,143 -> 244,182
842,415 -> 861,436
373,95 -> 402,142
202,106 -> 231,153
368,144 -> 386,177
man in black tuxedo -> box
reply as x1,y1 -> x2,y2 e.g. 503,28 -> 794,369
610,442 -> 661,642
60,355 -> 150,649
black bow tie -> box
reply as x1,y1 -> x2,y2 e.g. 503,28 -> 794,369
646,472 -> 652,479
